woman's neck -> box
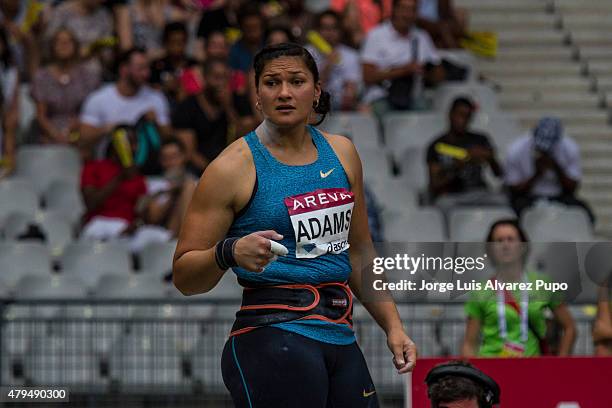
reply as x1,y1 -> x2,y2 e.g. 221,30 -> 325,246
495,262 -> 524,283
257,119 -> 310,151
54,60 -> 74,72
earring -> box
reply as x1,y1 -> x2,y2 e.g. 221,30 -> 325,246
313,99 -> 319,109
256,101 -> 261,110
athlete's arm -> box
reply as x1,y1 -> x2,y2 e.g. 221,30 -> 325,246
172,140 -> 280,295
461,317 -> 480,357
552,303 -> 576,356
325,133 -> 416,373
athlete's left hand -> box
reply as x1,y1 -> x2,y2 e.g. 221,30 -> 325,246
386,328 -> 417,374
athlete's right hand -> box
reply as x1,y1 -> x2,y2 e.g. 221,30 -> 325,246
233,230 -> 284,273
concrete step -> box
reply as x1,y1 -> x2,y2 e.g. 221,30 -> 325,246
456,0 -> 549,13
578,142 -> 612,158
571,31 -> 612,46
470,14 -> 558,30
491,47 -> 576,62
582,158 -> 612,174
562,13 -> 612,27
499,92 -> 602,110
497,30 -> 567,47
577,46 -> 612,61
583,191 -> 612,208
565,125 -> 612,140
555,0 -> 612,12
588,61 -> 612,76
480,63 -> 584,78
495,77 -> 594,93
511,109 -> 609,128
582,174 -> 612,190
595,77 -> 612,92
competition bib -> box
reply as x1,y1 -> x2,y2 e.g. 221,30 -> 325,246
284,188 -> 354,258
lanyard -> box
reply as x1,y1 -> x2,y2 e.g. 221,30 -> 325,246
495,277 -> 529,344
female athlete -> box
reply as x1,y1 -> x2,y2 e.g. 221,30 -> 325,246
172,42 -> 416,407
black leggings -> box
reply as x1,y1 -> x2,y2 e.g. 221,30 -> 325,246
221,326 -> 380,408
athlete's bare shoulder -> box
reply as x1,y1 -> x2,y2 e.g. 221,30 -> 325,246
195,136 -> 256,209
318,130 -> 362,186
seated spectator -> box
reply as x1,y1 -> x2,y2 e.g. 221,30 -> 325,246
80,125 -> 170,251
361,0 -> 445,116
593,281 -> 612,356
265,25 -> 295,46
0,0 -> 44,79
79,47 -> 171,160
266,0 -> 314,44
427,97 -> 505,213
331,0 -> 392,48
150,22 -> 198,108
143,138 -> 196,237
205,30 -> 230,61
504,117 -> 595,223
127,0 -> 185,59
425,360 -> 500,408
229,3 -> 265,74
306,10 -> 362,111
32,28 -> 100,145
195,0 -> 240,61
46,0 -> 114,58
0,26 -> 19,180
173,58 -> 253,175
417,0 -> 467,49
462,219 -> 576,357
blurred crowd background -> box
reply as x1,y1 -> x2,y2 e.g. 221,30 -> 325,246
0,0 -> 612,405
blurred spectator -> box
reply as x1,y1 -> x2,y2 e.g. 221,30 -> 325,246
0,26 -> 19,179
462,219 -> 576,357
106,0 -> 131,52
150,22 -> 198,108
361,0 -> 444,116
266,0 -> 314,44
126,0 -> 185,59
306,10 -> 362,111
195,0 -> 240,61
426,97 -> 505,212
364,185 -> 383,242
46,0 -> 114,58
205,30 -> 230,61
172,57 -> 253,175
80,47 -> 171,159
504,117 -> 595,224
417,0 -> 467,49
593,282 -> 612,356
0,0 -> 44,79
80,125 -> 170,251
265,25 -> 294,46
229,3 -> 265,73
331,0 -> 392,47
32,28 -> 100,145
143,138 -> 196,237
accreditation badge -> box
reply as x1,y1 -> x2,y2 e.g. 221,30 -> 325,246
284,188 -> 354,259
499,342 -> 526,358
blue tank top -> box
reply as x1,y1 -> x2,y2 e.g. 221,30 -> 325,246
228,126 -> 356,345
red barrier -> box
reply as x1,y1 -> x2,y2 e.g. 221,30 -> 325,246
411,357 -> 612,408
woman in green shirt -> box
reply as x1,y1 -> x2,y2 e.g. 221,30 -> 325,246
593,282 -> 612,356
461,219 -> 576,357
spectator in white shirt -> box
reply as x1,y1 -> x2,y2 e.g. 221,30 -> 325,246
306,10 -> 362,111
361,0 -> 445,116
79,47 -> 171,159
505,117 -> 594,223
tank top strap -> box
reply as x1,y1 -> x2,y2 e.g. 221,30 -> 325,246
309,125 -> 342,167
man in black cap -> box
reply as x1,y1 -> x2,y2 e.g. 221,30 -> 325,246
426,360 -> 500,408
